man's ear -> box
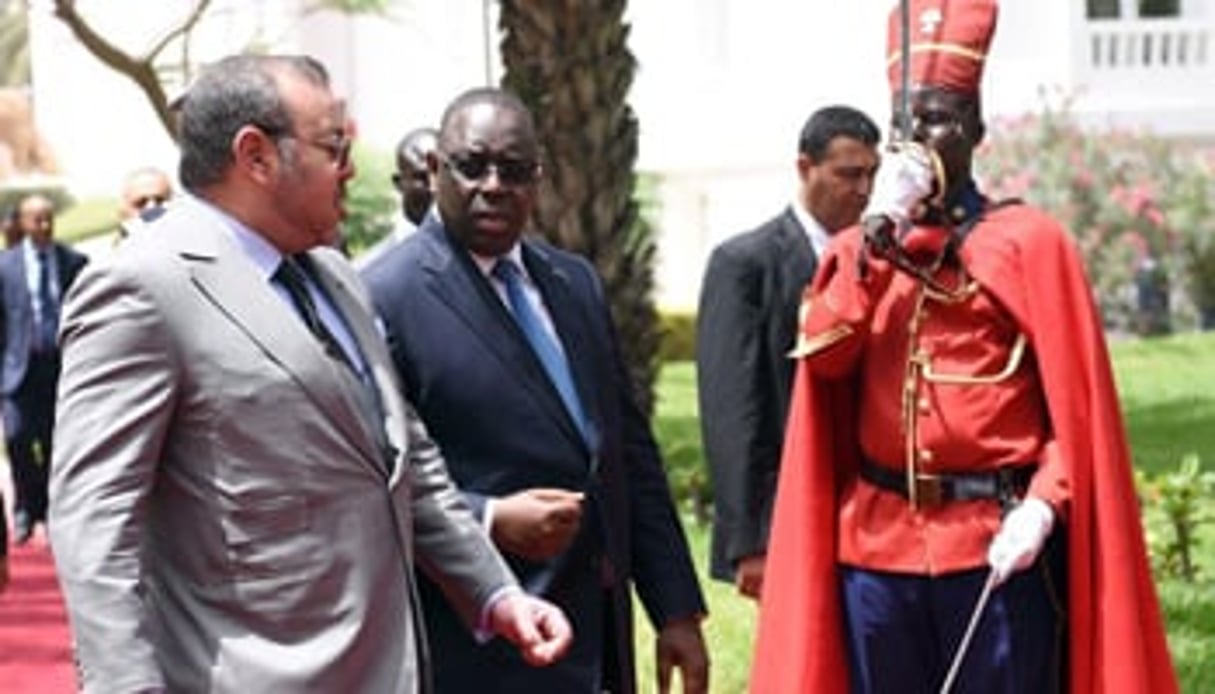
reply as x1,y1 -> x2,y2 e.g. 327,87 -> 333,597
795,152 -> 815,181
233,126 -> 278,182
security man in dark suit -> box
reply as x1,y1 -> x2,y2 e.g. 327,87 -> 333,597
1,193 -> 88,543
697,106 -> 879,597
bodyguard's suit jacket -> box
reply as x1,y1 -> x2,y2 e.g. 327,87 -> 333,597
49,200 -> 515,693
363,219 -> 705,693
696,207 -> 817,581
0,241 -> 88,397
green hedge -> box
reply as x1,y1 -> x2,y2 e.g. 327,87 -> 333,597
659,311 -> 696,362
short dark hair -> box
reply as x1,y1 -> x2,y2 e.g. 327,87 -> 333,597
437,87 -> 535,150
177,54 -> 330,191
395,127 -> 438,170
797,105 -> 881,161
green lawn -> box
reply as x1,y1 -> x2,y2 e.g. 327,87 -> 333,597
635,332 -> 1215,693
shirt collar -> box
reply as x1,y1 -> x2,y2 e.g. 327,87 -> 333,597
943,179 -> 986,226
22,236 -> 51,259
189,194 -> 284,281
470,243 -> 525,280
789,199 -> 832,258
435,208 -> 527,280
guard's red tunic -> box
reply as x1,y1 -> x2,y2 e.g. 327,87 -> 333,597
751,204 -> 1177,693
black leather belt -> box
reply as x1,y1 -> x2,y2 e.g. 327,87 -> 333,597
859,458 -> 1035,508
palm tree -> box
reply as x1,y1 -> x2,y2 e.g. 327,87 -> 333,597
498,0 -> 662,416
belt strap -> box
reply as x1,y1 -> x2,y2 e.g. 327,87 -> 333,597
859,458 -> 1035,508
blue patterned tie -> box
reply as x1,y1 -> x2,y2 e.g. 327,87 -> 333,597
36,249 -> 57,351
493,259 -> 589,442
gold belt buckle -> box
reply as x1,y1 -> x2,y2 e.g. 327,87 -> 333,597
913,473 -> 944,508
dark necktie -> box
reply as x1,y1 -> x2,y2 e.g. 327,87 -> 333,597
36,249 -> 57,351
274,255 -> 395,472
273,256 -> 352,369
492,259 -> 589,442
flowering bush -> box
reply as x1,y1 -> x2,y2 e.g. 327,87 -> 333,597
976,96 -> 1215,333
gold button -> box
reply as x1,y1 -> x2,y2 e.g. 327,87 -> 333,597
918,397 -> 931,414
918,449 -> 935,464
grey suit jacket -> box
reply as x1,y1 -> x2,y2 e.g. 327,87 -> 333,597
49,198 -> 515,693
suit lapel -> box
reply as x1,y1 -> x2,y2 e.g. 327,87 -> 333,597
307,251 -> 409,481
776,207 -> 817,318
172,204 -> 384,474
52,244 -> 81,293
418,223 -> 587,450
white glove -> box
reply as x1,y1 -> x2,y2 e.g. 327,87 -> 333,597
862,143 -> 937,229
987,497 -> 1055,586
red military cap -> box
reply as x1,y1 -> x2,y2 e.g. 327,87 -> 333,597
886,0 -> 998,95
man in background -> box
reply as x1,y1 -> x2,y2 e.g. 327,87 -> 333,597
356,126 -> 437,268
0,193 -> 88,545
116,166 -> 174,241
391,126 -> 439,233
697,105 -> 879,598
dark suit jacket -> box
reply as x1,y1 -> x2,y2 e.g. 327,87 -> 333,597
696,207 -> 817,581
0,241 -> 88,399
363,218 -> 705,693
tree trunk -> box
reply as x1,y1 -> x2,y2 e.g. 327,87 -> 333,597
498,0 -> 661,416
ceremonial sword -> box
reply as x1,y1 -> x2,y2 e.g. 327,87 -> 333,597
938,569 -> 999,694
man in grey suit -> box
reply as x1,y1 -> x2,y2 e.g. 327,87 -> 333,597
49,54 -> 570,693
697,105 -> 880,598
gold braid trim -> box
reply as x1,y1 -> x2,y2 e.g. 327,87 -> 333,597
887,43 -> 988,68
788,324 -> 853,359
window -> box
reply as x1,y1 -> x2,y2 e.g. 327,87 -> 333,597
1088,0 -> 1120,19
1140,0 -> 1180,18
1087,0 -> 1181,19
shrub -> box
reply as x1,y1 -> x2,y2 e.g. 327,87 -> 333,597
340,143 -> 397,256
1137,454 -> 1215,582
55,196 -> 119,243
658,311 -> 696,362
977,94 -> 1215,334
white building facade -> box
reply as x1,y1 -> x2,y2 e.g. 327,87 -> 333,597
25,0 -> 1215,308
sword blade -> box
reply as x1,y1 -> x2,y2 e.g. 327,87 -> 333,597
899,0 -> 912,141
938,570 -> 998,694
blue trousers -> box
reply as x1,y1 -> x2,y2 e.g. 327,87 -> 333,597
840,543 -> 1065,694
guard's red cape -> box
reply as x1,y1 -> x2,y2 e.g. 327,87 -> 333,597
751,205 -> 1178,693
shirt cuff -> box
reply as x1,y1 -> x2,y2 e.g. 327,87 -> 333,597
474,585 -> 525,643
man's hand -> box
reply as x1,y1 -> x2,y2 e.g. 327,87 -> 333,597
734,554 -> 765,600
987,497 -> 1055,586
488,592 -> 573,667
491,488 -> 584,561
655,617 -> 709,694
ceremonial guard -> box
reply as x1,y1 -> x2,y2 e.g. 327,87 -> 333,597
752,1 -> 1178,692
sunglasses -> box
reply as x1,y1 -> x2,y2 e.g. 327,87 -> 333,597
131,194 -> 170,212
441,152 -> 539,186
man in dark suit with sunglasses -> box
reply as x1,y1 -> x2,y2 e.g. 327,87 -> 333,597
363,87 -> 709,693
